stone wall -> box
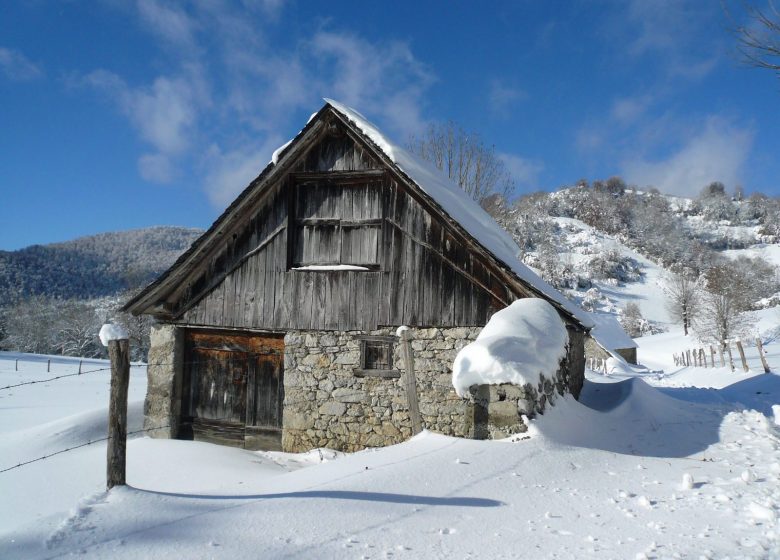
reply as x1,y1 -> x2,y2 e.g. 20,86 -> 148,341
282,325 -> 585,452
143,321 -> 586,453
282,327 -> 481,453
144,323 -> 184,439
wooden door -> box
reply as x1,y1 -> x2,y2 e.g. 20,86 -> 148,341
182,330 -> 284,450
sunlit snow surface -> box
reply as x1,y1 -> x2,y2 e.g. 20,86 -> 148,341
1,346 -> 779,559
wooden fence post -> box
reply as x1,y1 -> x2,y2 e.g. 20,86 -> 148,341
399,330 -> 422,436
735,340 -> 749,372
47,359 -> 50,373
15,359 -> 18,371
700,348 -> 707,368
725,342 -> 735,372
710,346 -> 716,368
107,338 -> 130,490
756,338 -> 771,373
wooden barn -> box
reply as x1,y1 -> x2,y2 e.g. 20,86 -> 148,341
125,100 -> 592,453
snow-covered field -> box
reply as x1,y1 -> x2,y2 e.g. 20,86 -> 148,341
2,341 -> 780,559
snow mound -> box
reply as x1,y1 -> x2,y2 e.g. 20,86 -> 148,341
99,323 -> 128,346
452,299 -> 567,397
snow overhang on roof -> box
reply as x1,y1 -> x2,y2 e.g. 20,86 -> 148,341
324,99 -> 593,328
588,313 -> 638,351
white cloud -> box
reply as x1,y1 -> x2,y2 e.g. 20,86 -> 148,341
135,0 -> 198,51
311,31 -> 434,137
0,47 -> 43,81
499,153 -> 544,189
138,153 -> 175,183
610,95 -> 653,125
84,66 -> 208,155
203,136 -> 284,207
488,80 -> 526,116
621,117 -> 753,196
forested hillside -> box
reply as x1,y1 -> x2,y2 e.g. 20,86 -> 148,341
0,226 -> 202,305
494,179 -> 780,343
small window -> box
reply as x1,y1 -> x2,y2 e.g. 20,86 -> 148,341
354,335 -> 400,378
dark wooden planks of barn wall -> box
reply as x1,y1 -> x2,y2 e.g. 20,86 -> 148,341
169,127 -> 522,332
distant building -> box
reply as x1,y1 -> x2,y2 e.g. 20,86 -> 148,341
585,313 -> 638,365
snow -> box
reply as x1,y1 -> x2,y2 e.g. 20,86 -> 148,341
324,99 -> 592,329
270,139 -> 293,165
2,346 -> 780,558
451,299 -> 568,396
589,312 -> 637,351
98,323 -> 128,346
291,264 -> 369,271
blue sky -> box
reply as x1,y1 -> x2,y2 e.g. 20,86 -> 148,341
1,1 -> 778,250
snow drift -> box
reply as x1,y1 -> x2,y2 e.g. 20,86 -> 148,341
451,298 -> 567,396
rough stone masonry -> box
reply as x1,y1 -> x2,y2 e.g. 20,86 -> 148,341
143,324 -> 582,452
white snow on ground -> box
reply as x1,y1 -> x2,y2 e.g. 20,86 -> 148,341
452,299 -> 567,396
2,339 -> 780,558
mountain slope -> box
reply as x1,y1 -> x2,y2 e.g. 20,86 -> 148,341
0,226 -> 202,305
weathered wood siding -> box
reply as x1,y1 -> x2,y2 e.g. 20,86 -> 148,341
172,130 -> 521,331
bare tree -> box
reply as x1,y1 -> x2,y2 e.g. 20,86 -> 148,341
733,1 -> 780,77
695,289 -> 755,348
665,272 -> 701,336
621,302 -> 646,338
408,121 -> 515,204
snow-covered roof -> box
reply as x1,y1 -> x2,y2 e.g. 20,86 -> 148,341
588,313 -> 637,351
324,99 -> 592,328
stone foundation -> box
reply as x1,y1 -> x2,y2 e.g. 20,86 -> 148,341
143,323 -> 585,453
282,325 -> 583,452
143,324 -> 183,438
282,327 -> 481,452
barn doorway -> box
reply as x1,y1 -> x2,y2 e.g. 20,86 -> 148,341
180,329 -> 284,451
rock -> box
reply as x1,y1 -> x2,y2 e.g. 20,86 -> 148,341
318,402 -> 346,416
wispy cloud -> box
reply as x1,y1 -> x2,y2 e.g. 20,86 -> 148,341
621,116 -> 753,196
135,0 -> 199,52
488,80 -> 527,116
81,65 -> 209,183
203,136 -> 284,207
499,153 -> 544,190
79,3 -> 433,200
610,94 -> 654,125
311,31 -> 434,137
610,0 -> 722,82
0,47 -> 43,81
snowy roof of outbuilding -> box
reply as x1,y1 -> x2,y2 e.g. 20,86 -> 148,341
588,313 -> 637,351
324,99 -> 592,328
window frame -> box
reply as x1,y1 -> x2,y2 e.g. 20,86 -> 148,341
289,173 -> 384,271
353,335 -> 400,378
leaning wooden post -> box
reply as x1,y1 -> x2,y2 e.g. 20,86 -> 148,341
105,333 -> 130,490
756,338 -> 771,373
735,339 -> 749,372
710,346 -> 716,368
725,341 -> 735,372
700,348 -> 707,368
399,328 -> 422,435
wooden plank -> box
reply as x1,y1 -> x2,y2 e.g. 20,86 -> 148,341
312,272 -> 327,330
